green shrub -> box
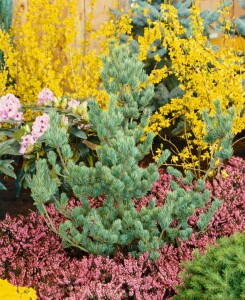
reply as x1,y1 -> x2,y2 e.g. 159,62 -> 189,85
29,44 -> 221,262
174,232 -> 245,300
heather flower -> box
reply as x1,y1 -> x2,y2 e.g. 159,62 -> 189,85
37,88 -> 54,105
0,93 -> 23,123
0,158 -> 243,299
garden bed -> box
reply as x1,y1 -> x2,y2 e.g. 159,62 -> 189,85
0,157 -> 244,299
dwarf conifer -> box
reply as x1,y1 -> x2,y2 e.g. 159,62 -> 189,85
30,44 -> 220,262
174,232 -> 245,300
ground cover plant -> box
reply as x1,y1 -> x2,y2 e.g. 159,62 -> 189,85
0,157 -> 244,299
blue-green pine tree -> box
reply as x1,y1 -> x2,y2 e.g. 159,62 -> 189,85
30,44 -> 222,262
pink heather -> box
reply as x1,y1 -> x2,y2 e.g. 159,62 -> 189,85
0,157 -> 244,299
0,93 -> 23,123
67,99 -> 80,110
37,88 -> 55,105
19,113 -> 50,154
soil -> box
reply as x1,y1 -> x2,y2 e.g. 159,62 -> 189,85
0,175 -> 34,220
0,137 -> 244,221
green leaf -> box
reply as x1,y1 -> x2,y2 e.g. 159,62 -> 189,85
15,168 -> 25,198
13,128 -> 26,141
69,127 -> 87,139
0,159 -> 14,165
0,165 -> 16,178
87,135 -> 100,145
0,129 -> 14,138
0,182 -> 7,190
77,143 -> 89,157
0,139 -> 21,156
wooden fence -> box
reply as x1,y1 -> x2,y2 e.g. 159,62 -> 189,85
12,0 -> 130,51
12,0 -> 244,51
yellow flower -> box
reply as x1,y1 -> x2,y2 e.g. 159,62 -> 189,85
221,169 -> 229,178
171,155 -> 179,163
0,279 -> 37,299
154,54 -> 161,62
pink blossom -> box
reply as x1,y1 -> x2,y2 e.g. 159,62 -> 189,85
37,88 -> 54,105
0,93 -> 23,123
19,134 -> 36,154
31,114 -> 50,139
19,113 -> 50,154
67,99 -> 80,110
60,116 -> 69,128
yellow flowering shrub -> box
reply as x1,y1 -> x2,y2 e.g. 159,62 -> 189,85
0,0 -> 134,109
92,9 -> 133,55
138,4 -> 245,175
90,7 -> 133,107
0,279 -> 36,299
0,0 -> 107,106
0,1 -> 243,176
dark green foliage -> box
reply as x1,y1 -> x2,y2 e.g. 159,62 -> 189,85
0,138 -> 18,190
30,44 -> 220,262
174,232 -> 245,299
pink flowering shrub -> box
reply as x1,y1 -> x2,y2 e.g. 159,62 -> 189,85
37,88 -> 54,105
0,93 -> 23,123
0,157 -> 244,299
19,114 -> 50,154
